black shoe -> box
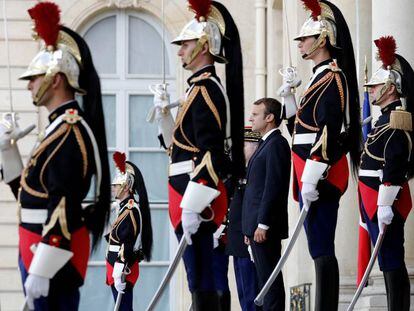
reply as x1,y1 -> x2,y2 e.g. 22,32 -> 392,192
314,255 -> 339,311
191,291 -> 221,311
383,265 -> 410,311
217,290 -> 230,311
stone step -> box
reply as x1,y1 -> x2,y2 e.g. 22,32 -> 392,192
0,246 -> 18,269
0,224 -> 18,246
0,292 -> 25,311
0,268 -> 23,292
0,201 -> 19,224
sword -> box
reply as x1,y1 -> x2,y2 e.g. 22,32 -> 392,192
146,236 -> 188,311
255,204 -> 309,306
346,226 -> 387,311
113,272 -> 127,311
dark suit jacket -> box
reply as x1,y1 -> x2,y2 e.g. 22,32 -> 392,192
242,129 -> 290,239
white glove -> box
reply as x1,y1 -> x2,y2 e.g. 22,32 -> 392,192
377,205 -> 394,234
24,274 -> 50,310
0,113 -> 35,183
114,277 -> 126,294
181,210 -> 201,245
301,182 -> 319,210
247,245 -> 254,263
147,84 -> 176,148
112,262 -> 126,294
277,68 -> 301,119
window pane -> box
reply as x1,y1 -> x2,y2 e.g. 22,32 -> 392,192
129,152 -> 168,202
149,209 -> 170,261
103,95 -> 116,148
84,16 -> 117,74
129,95 -> 160,148
128,16 -> 169,75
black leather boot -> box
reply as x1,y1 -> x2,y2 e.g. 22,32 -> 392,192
217,290 -> 231,311
314,255 -> 339,311
383,265 -> 410,311
191,290 -> 221,311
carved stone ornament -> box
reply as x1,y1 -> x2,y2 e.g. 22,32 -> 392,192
106,0 -> 150,9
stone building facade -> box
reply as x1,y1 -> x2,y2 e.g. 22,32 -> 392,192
0,0 -> 413,310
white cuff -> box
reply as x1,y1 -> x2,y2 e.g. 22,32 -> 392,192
28,243 -> 73,279
1,145 -> 23,183
283,96 -> 298,119
180,181 -> 220,213
258,224 -> 269,230
301,159 -> 328,185
112,262 -> 125,279
377,184 -> 401,206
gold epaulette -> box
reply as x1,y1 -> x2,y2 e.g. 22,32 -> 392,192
190,72 -> 212,84
329,61 -> 342,73
390,108 -> 412,131
62,108 -> 82,124
127,199 -> 136,209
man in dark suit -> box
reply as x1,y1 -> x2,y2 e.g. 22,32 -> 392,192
242,98 -> 290,311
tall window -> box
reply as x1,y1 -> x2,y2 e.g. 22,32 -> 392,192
79,10 -> 175,311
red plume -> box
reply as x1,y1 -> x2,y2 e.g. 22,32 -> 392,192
374,36 -> 397,68
188,0 -> 212,21
28,2 -> 61,47
302,0 -> 322,21
113,152 -> 126,174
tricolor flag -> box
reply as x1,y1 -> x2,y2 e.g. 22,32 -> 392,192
357,59 -> 372,286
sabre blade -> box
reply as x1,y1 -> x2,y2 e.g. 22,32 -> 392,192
346,227 -> 387,311
255,207 -> 309,306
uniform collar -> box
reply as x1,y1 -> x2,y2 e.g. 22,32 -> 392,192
48,100 -> 80,123
312,58 -> 333,73
187,65 -> 217,85
381,100 -> 402,114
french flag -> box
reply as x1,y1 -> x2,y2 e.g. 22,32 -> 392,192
357,82 -> 372,286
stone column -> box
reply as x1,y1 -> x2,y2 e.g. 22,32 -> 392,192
255,0 -> 267,99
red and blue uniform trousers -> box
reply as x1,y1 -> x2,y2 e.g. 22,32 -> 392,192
106,258 -> 139,311
293,152 -> 349,258
18,226 -> 90,311
358,181 -> 412,271
169,180 -> 227,292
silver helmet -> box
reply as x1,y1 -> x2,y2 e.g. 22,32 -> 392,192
171,1 -> 227,65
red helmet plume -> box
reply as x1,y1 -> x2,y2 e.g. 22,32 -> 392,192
188,0 -> 212,21
113,152 -> 126,174
374,36 -> 397,68
28,2 -> 61,48
302,0 -> 322,21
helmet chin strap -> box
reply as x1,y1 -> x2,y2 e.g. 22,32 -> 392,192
33,75 -> 53,106
182,36 -> 208,69
372,82 -> 392,106
302,32 -> 327,59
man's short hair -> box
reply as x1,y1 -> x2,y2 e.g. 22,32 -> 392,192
253,97 -> 282,127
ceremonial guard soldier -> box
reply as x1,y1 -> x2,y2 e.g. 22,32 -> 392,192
0,2 -> 110,310
106,152 -> 153,310
150,0 -> 244,309
278,1 -> 361,309
359,36 -> 413,311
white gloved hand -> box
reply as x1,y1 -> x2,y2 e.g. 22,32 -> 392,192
377,205 -> 394,234
24,274 -> 50,310
181,210 -> 201,245
114,276 -> 126,294
247,245 -> 254,263
301,182 -> 319,210
0,113 -> 35,151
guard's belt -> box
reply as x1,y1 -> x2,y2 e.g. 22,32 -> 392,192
358,169 -> 383,180
169,160 -> 194,177
20,208 -> 48,224
293,133 -> 317,145
108,245 -> 120,252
